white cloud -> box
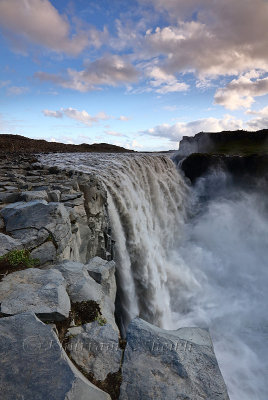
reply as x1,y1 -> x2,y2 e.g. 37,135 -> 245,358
36,55 -> 139,92
246,105 -> 268,117
0,0 -> 98,55
141,0 -> 268,78
246,105 -> 268,131
142,115 -> 244,142
147,66 -> 188,94
132,139 -> 143,149
118,115 -> 130,121
43,108 -> 111,126
214,72 -> 268,110
43,110 -> 63,118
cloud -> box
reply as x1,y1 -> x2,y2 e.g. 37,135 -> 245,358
147,66 -> 189,93
214,72 -> 268,110
0,0 -> 101,55
43,110 -> 63,119
246,105 -> 268,117
246,105 -> 268,131
118,115 -> 130,121
141,0 -> 268,78
36,55 -> 139,91
142,115 -> 243,142
43,108 -> 111,126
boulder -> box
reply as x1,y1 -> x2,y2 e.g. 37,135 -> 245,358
86,257 -> 116,300
0,233 -> 23,256
0,200 -> 72,253
0,313 -> 110,400
67,321 -> 122,381
55,261 -> 104,304
0,268 -> 70,321
55,261 -> 118,331
30,241 -> 57,265
119,318 -> 230,400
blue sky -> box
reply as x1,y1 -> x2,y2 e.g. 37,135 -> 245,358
0,0 -> 268,151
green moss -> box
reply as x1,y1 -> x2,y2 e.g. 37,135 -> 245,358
0,249 -> 40,281
95,313 -> 107,326
0,249 -> 39,269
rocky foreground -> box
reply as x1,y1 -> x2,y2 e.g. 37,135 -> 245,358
0,153 -> 229,400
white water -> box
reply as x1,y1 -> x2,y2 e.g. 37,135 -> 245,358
40,153 -> 268,399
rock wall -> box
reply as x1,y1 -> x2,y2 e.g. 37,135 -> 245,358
176,129 -> 268,158
0,154 -> 230,400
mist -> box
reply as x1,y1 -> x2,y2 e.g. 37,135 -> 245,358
167,170 -> 268,400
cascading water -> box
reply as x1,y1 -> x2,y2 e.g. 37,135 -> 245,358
40,153 -> 189,330
40,153 -> 267,400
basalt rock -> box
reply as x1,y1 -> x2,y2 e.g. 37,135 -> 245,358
67,321 -> 122,381
0,313 -> 110,400
180,153 -> 268,183
0,268 -> 70,321
119,318 -> 230,400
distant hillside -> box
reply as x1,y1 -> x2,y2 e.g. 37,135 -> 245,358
0,134 -> 134,153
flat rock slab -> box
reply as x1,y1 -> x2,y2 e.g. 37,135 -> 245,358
67,321 -> 122,381
0,200 -> 72,253
120,318 -> 230,400
0,313 -> 111,400
0,268 -> 70,321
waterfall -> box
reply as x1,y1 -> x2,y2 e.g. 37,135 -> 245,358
40,153 -> 267,400
40,153 -> 189,329
99,155 -> 188,330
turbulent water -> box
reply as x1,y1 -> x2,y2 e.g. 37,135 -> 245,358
41,153 -> 267,400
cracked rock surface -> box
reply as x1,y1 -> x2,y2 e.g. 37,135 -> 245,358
0,313 -> 111,400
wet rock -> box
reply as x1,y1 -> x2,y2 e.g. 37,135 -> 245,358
120,318 -> 230,400
67,321 -> 122,381
0,268 -> 70,321
0,312 -> 110,400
